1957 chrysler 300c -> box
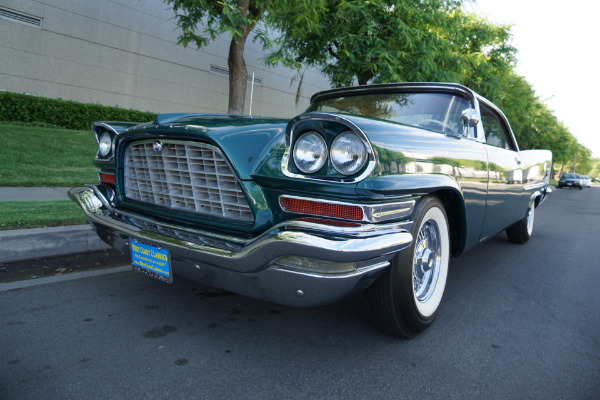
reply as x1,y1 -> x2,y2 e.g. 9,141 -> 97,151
70,83 -> 552,337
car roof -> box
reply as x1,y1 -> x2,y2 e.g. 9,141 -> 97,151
310,82 -> 476,104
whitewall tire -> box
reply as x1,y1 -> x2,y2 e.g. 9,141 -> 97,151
365,196 -> 450,338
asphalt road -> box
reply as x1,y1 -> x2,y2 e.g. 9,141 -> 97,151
1,187 -> 599,400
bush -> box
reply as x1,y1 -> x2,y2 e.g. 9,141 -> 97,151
0,91 -> 155,130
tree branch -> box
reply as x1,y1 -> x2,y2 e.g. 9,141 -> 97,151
327,44 -> 338,59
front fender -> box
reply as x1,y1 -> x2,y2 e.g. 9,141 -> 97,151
357,174 -> 470,256
356,173 -> 462,199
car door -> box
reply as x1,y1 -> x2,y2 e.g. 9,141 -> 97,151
479,101 -> 524,241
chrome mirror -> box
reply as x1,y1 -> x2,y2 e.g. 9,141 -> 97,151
461,108 -> 480,137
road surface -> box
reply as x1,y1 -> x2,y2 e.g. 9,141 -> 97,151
1,187 -> 599,399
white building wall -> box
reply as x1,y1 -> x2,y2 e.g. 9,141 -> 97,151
0,0 -> 331,117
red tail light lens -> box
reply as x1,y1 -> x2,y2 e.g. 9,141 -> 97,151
280,197 -> 363,221
99,172 -> 116,184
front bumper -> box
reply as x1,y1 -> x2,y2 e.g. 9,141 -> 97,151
69,185 -> 413,307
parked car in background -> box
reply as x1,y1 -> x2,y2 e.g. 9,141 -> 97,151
580,175 -> 591,187
557,173 -> 583,189
70,82 -> 552,337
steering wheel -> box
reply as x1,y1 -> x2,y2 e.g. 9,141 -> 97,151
417,119 -> 453,133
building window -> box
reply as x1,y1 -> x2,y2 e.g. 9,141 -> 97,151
210,65 -> 262,85
0,7 -> 42,28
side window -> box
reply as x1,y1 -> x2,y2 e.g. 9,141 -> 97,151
480,105 -> 513,150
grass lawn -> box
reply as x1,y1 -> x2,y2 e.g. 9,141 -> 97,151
0,124 -> 98,186
0,200 -> 87,230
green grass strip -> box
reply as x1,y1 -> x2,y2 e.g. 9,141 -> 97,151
0,200 -> 87,230
0,124 -> 98,186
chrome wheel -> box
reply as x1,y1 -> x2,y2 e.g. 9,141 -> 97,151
413,220 -> 441,303
411,206 -> 449,318
526,205 -> 535,236
506,197 -> 536,244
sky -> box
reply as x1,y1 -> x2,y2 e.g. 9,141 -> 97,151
468,0 -> 600,158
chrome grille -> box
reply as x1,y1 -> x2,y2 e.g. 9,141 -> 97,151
124,141 -> 253,222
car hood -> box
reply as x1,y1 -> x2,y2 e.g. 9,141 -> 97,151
118,114 -> 289,180
118,112 -> 427,187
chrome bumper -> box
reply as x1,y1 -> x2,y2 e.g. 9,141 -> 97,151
69,185 -> 413,307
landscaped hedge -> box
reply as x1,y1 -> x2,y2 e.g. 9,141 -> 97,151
0,91 -> 155,130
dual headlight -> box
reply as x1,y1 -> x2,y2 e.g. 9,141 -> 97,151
293,131 -> 368,176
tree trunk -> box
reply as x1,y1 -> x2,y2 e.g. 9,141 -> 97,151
227,32 -> 250,114
226,0 -> 258,115
356,68 -> 375,86
557,163 -> 564,179
357,73 -> 372,86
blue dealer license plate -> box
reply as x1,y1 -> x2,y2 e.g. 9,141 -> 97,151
130,239 -> 172,284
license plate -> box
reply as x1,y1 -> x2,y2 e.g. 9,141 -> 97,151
130,239 -> 172,284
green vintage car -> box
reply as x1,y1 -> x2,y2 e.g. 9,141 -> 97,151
70,83 -> 552,337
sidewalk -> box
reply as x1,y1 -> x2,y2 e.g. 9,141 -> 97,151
0,187 -> 110,263
0,187 -> 72,202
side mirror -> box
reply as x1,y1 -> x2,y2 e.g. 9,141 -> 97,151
461,108 -> 480,137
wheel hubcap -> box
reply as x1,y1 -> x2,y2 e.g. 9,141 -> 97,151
526,205 -> 535,236
413,220 -> 441,303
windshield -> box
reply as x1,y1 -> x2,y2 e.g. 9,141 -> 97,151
563,174 -> 577,179
307,92 -> 472,135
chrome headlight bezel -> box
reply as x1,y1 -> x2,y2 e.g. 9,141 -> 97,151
293,131 -> 328,174
282,113 -> 377,184
330,131 -> 368,176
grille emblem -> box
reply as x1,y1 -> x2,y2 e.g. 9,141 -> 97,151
152,140 -> 163,152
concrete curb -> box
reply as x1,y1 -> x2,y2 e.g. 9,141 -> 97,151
0,225 -> 110,263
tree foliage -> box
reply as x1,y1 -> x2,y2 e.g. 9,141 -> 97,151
164,0 -> 324,114
165,0 -> 267,114
267,1 -> 588,169
455,16 -> 584,170
268,0 -> 464,86
165,0 -> 589,167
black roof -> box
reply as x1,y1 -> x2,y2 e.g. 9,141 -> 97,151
310,82 -> 476,104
